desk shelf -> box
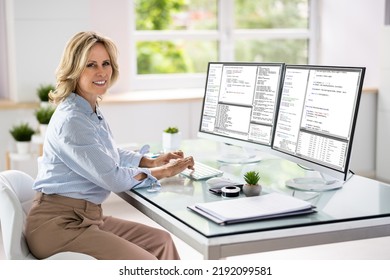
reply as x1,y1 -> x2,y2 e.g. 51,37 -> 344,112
5,134 -> 43,170
5,151 -> 39,170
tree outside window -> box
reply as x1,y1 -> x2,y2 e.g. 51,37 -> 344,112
132,0 -> 311,88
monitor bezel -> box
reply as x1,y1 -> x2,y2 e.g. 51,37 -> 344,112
271,64 -> 366,181
197,61 -> 286,153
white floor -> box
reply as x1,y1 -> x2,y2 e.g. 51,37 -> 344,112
1,193 -> 390,260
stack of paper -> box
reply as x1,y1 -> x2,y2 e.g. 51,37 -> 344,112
188,192 -> 315,225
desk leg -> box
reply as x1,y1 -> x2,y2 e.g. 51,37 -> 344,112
205,246 -> 222,260
5,151 -> 10,170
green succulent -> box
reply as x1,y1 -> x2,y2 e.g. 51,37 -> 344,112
243,171 -> 261,186
35,106 -> 55,124
164,126 -> 179,134
9,122 -> 35,142
36,84 -> 55,102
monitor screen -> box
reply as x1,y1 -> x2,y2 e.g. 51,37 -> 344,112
272,65 -> 365,184
198,62 -> 285,161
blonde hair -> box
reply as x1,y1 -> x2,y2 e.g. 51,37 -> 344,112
49,31 -> 119,104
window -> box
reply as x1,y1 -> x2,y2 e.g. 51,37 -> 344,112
130,0 -> 317,90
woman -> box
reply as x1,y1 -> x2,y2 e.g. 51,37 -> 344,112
25,31 -> 194,260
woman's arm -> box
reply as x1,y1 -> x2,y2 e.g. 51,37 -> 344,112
136,154 -> 194,180
139,150 -> 184,168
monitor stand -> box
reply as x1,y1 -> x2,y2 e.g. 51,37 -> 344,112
285,168 -> 350,192
217,143 -> 262,164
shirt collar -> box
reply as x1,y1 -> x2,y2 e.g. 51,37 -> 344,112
66,93 -> 101,122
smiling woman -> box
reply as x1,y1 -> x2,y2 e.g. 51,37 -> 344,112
49,32 -> 119,106
23,31 -> 195,260
76,43 -> 113,110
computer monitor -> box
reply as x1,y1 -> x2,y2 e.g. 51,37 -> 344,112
272,64 -> 365,191
198,62 -> 285,163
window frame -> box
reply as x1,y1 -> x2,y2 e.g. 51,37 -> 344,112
129,0 -> 318,91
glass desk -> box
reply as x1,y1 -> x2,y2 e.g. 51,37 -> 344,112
117,139 -> 390,259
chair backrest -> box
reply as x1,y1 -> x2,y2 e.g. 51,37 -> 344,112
0,170 -> 36,259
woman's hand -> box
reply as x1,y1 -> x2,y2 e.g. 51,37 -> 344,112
165,156 -> 195,177
154,151 -> 184,167
150,156 -> 195,180
140,150 -> 184,168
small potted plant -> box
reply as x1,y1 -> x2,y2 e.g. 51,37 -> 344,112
35,106 -> 55,136
36,84 -> 55,107
162,126 -> 181,152
9,122 -> 35,154
243,170 -> 262,196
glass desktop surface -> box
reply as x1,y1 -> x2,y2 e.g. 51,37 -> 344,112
131,139 -> 390,238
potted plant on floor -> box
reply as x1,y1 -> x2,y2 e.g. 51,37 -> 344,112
36,84 -> 55,107
162,126 -> 181,152
35,106 -> 55,136
243,170 -> 262,197
9,122 -> 35,154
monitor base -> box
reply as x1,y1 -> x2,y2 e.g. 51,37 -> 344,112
217,143 -> 262,164
285,165 -> 354,192
286,177 -> 343,192
217,154 -> 262,164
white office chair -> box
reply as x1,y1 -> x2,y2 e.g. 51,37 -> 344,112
0,170 -> 95,260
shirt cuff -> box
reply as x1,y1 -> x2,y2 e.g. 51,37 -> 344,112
133,168 -> 161,189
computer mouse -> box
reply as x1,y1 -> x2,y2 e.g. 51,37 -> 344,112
206,177 -> 237,188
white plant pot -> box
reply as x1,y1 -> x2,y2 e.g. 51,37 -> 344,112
40,101 -> 51,108
243,184 -> 262,197
162,132 -> 181,152
16,141 -> 31,154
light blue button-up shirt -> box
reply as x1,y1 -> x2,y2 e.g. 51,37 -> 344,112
33,93 -> 158,204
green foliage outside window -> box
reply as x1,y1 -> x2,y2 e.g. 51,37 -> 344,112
136,0 -> 185,30
135,0 -> 309,75
235,39 -> 308,65
136,0 -> 216,30
136,0 -> 192,74
234,0 -> 309,64
234,0 -> 308,29
137,41 -> 194,74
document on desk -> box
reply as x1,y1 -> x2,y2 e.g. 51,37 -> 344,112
188,192 -> 316,225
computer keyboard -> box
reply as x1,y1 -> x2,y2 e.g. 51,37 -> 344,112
180,161 -> 224,180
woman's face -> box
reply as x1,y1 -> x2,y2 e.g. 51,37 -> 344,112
77,43 -> 112,108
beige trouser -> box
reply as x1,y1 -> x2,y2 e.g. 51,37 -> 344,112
25,192 -> 180,260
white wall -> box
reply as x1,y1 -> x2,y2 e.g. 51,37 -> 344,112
0,1 -> 9,99
100,99 -> 203,146
10,0 -> 90,102
7,0 -> 133,102
377,26 -> 390,182
319,0 -> 384,88
0,0 -> 387,180
319,0 -> 386,181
